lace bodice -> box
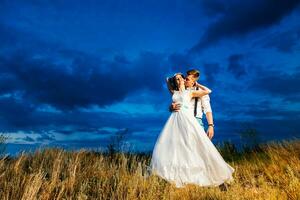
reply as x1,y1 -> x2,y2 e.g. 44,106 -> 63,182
172,90 -> 193,111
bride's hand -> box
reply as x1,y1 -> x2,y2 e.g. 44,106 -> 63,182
191,83 -> 212,98
166,77 -> 170,83
195,82 -> 212,93
166,77 -> 175,95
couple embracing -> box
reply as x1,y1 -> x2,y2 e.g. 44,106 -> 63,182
149,69 -> 235,188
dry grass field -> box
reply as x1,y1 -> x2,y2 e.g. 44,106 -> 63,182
0,139 -> 299,200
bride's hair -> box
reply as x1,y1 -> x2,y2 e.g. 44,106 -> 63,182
168,73 -> 185,91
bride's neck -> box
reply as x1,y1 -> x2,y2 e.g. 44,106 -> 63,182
178,85 -> 185,91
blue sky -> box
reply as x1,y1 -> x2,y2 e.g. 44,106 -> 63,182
1,0 -> 300,155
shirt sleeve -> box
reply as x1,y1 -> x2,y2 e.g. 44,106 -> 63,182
201,94 -> 212,114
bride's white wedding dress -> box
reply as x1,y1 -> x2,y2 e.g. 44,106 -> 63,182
150,89 -> 235,188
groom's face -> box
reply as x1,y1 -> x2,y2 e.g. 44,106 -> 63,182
185,75 -> 196,88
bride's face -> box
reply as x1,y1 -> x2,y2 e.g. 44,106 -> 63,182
175,75 -> 185,88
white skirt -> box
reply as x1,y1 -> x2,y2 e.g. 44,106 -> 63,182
150,109 -> 235,188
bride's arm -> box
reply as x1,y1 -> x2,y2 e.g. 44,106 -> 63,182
195,82 -> 212,93
166,77 -> 174,95
190,85 -> 212,98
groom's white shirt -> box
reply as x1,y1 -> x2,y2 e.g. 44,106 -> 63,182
186,87 -> 212,119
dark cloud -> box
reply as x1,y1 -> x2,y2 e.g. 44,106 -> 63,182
249,67 -> 300,102
0,23 -> 60,54
0,49 -> 168,110
114,54 -> 131,65
0,22 -> 172,110
0,95 -> 166,132
0,23 -> 171,143
0,23 -> 22,47
261,28 -> 300,52
202,63 -> 221,86
0,74 -> 20,97
168,52 -> 195,74
0,93 -> 168,145
227,54 -> 247,78
0,96 -> 36,129
198,0 -> 227,17
191,0 -> 300,52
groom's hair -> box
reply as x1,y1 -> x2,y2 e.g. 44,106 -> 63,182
186,69 -> 200,80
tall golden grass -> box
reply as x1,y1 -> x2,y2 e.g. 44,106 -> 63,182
0,139 -> 299,200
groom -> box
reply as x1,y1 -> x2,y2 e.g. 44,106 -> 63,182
169,69 -> 214,139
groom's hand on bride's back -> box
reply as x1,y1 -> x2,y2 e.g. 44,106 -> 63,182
169,102 -> 181,112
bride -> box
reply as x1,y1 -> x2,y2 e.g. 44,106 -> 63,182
149,73 -> 235,188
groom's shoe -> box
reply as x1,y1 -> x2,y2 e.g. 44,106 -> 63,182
218,183 -> 229,191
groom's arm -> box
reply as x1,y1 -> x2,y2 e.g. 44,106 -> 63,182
206,112 -> 214,126
201,95 -> 214,139
169,102 -> 181,112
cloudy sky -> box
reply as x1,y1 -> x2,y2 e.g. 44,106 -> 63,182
1,0 -> 300,155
